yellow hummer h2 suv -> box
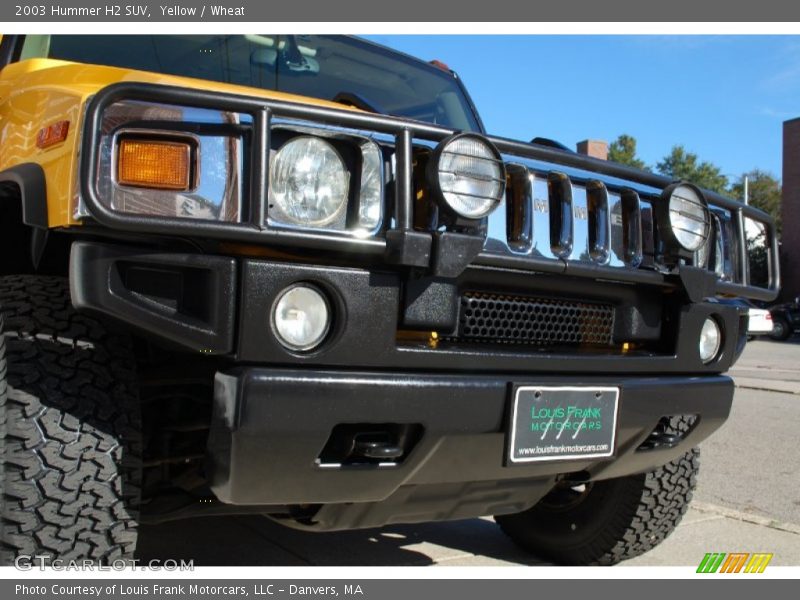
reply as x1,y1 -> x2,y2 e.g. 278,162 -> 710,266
0,35 -> 780,565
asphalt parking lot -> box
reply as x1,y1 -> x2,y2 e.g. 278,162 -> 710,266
136,337 -> 800,567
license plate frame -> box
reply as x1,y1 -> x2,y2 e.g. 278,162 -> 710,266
507,385 -> 620,464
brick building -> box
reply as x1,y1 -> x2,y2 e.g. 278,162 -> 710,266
576,139 -> 608,160
782,119 -> 800,301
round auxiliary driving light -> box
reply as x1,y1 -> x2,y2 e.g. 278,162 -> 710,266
699,317 -> 722,363
659,183 -> 711,254
428,133 -> 506,220
271,284 -> 331,352
270,136 -> 349,227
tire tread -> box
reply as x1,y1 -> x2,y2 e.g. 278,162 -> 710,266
497,448 -> 700,565
0,275 -> 141,563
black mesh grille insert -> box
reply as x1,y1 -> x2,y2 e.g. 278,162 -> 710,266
458,292 -> 614,346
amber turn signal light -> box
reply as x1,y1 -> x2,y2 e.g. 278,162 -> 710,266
36,120 -> 70,149
117,139 -> 193,191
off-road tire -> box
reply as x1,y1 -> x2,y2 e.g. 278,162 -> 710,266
0,275 -> 142,564
495,449 -> 700,565
769,316 -> 792,341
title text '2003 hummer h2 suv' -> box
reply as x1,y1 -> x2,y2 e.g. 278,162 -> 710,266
0,35 -> 780,565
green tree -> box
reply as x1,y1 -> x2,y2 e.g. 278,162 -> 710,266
655,145 -> 729,194
730,170 -> 782,235
608,134 -> 648,170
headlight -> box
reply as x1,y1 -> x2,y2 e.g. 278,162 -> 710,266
271,284 -> 331,352
269,136 -> 349,227
699,317 -> 722,363
429,133 -> 505,220
357,140 -> 383,232
662,183 -> 710,253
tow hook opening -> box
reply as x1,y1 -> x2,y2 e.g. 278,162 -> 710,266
317,423 -> 423,467
637,414 -> 699,451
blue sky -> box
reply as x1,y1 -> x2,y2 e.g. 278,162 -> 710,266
366,35 -> 800,183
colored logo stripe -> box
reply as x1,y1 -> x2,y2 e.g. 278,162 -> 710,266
696,552 -> 773,573
744,553 -> 773,573
720,553 -> 749,573
697,553 -> 726,573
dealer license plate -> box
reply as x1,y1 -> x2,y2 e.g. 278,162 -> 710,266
508,385 -> 619,463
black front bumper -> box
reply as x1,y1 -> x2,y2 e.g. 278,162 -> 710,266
207,368 -> 732,530
70,241 -> 738,530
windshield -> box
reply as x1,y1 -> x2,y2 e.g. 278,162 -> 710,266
22,34 -> 482,132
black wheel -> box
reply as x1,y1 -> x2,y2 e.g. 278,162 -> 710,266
0,275 -> 142,563
769,317 -> 792,341
495,449 -> 699,565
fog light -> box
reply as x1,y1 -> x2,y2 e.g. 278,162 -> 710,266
668,185 -> 709,251
271,285 -> 331,351
657,183 -> 710,257
699,317 -> 722,363
428,133 -> 505,220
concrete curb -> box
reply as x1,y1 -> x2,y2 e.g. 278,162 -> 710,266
733,377 -> 800,395
691,501 -> 800,535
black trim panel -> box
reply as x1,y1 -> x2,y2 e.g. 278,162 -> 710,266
0,163 -> 48,228
69,241 -> 237,354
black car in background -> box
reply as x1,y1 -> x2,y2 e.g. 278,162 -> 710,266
770,297 -> 800,340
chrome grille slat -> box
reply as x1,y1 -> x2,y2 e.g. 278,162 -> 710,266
569,184 -> 590,262
586,180 -> 611,264
505,164 -> 533,253
532,176 -> 558,259
620,189 -> 643,267
488,166 -> 647,270
547,172 -> 574,258
481,158 -> 769,294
